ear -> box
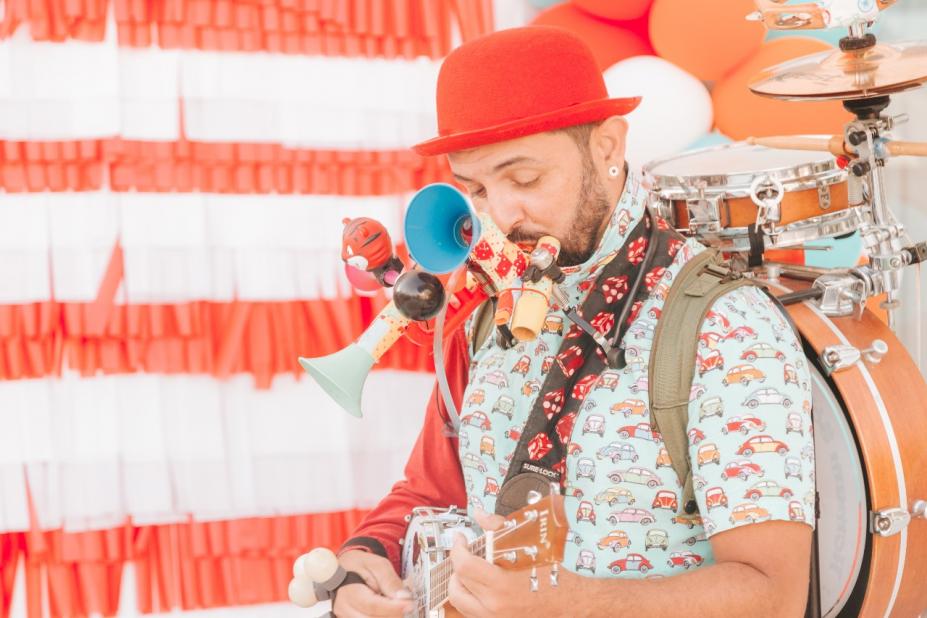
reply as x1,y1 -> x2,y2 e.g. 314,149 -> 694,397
592,115 -> 629,172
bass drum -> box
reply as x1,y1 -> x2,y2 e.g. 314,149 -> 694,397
771,276 -> 927,617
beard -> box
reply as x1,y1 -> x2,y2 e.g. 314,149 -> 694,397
507,157 -> 613,267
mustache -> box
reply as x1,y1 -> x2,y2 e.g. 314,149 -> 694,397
507,227 -> 546,246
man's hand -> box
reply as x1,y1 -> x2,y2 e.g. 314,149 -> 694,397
447,509 -> 571,618
333,550 -> 414,618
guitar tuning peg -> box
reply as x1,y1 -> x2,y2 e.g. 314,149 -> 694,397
550,563 -> 559,587
530,566 -> 539,592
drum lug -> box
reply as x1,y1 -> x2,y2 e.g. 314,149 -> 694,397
821,340 -> 888,374
820,345 -> 862,374
812,273 -> 868,317
869,508 -> 912,537
912,500 -> 927,520
749,175 -> 784,228
685,196 -> 722,234
817,183 -> 832,210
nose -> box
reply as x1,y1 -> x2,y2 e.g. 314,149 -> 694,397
482,188 -> 525,235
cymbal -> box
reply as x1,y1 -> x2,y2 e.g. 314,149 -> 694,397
749,41 -> 927,101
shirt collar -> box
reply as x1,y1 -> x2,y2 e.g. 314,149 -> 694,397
559,169 -> 648,292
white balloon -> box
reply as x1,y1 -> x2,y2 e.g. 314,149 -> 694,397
602,56 -> 714,172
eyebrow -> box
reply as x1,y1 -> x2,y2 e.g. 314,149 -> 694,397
452,156 -> 541,183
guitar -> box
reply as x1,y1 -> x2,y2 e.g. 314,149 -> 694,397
400,492 -> 567,618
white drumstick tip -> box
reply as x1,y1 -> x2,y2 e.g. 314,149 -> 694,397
288,577 -> 319,608
303,547 -> 341,583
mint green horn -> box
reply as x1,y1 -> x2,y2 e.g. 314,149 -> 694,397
299,344 -> 375,418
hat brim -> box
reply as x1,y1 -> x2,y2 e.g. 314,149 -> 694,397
411,96 -> 641,156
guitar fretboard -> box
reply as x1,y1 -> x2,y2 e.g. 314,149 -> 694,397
414,535 -> 486,617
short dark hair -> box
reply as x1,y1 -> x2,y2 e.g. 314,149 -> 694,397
554,121 -> 603,157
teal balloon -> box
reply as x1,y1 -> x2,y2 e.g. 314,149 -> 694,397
687,131 -> 733,150
529,0 -> 563,7
804,233 -> 864,269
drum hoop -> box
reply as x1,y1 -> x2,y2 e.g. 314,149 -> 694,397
644,142 -> 847,200
689,206 -> 867,242
764,277 -> 911,617
807,363 -> 869,617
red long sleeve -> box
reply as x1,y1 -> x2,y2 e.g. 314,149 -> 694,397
340,327 -> 470,573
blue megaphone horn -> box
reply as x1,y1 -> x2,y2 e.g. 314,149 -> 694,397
299,184 -> 477,418
404,183 -> 482,274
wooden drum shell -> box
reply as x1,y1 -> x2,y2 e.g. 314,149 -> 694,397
672,181 -> 850,229
775,277 -> 927,617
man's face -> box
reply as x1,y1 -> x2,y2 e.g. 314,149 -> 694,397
447,130 -> 616,266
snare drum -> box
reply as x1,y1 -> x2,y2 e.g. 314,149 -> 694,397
769,276 -> 927,617
645,142 -> 869,253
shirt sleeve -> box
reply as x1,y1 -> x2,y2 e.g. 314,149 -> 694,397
686,285 -> 816,537
339,327 -> 470,573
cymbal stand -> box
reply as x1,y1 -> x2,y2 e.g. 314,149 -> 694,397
807,92 -> 927,327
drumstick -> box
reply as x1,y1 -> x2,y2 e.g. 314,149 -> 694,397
883,141 -> 927,156
747,135 -> 927,158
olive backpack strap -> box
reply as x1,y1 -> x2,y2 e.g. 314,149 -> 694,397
648,249 -> 755,516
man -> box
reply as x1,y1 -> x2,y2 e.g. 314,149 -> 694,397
333,26 -> 815,617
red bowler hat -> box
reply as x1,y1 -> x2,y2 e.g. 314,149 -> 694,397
412,26 -> 641,156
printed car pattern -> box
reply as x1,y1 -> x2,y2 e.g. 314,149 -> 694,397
456,172 -> 815,579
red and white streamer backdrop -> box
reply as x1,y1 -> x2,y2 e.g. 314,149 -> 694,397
0,2 -> 495,616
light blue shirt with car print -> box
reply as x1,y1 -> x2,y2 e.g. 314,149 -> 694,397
457,172 -> 815,578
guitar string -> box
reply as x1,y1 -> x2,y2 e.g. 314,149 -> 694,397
416,508 -> 554,612
426,516 -> 537,609
427,537 -> 486,610
408,536 -> 488,614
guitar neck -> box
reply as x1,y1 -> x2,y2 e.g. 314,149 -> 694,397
419,535 -> 487,614
407,495 -> 567,617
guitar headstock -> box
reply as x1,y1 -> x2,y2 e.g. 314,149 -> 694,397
488,493 -> 567,571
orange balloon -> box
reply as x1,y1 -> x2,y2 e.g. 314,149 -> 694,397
571,0 -> 654,21
713,37 -> 852,140
531,3 -> 653,70
649,0 -> 765,82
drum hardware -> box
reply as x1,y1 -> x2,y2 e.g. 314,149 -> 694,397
870,508 -> 912,537
777,287 -> 825,306
756,259 -> 832,285
913,501 -> 927,520
764,263 -> 783,284
817,184 -> 832,210
645,142 -> 866,258
748,0 -> 897,33
806,238 -> 927,321
746,88 -> 927,327
746,1 -> 825,31
684,196 -> 724,235
766,262 -> 844,281
750,175 -> 784,228
819,339 -> 888,374
744,15 -> 926,330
